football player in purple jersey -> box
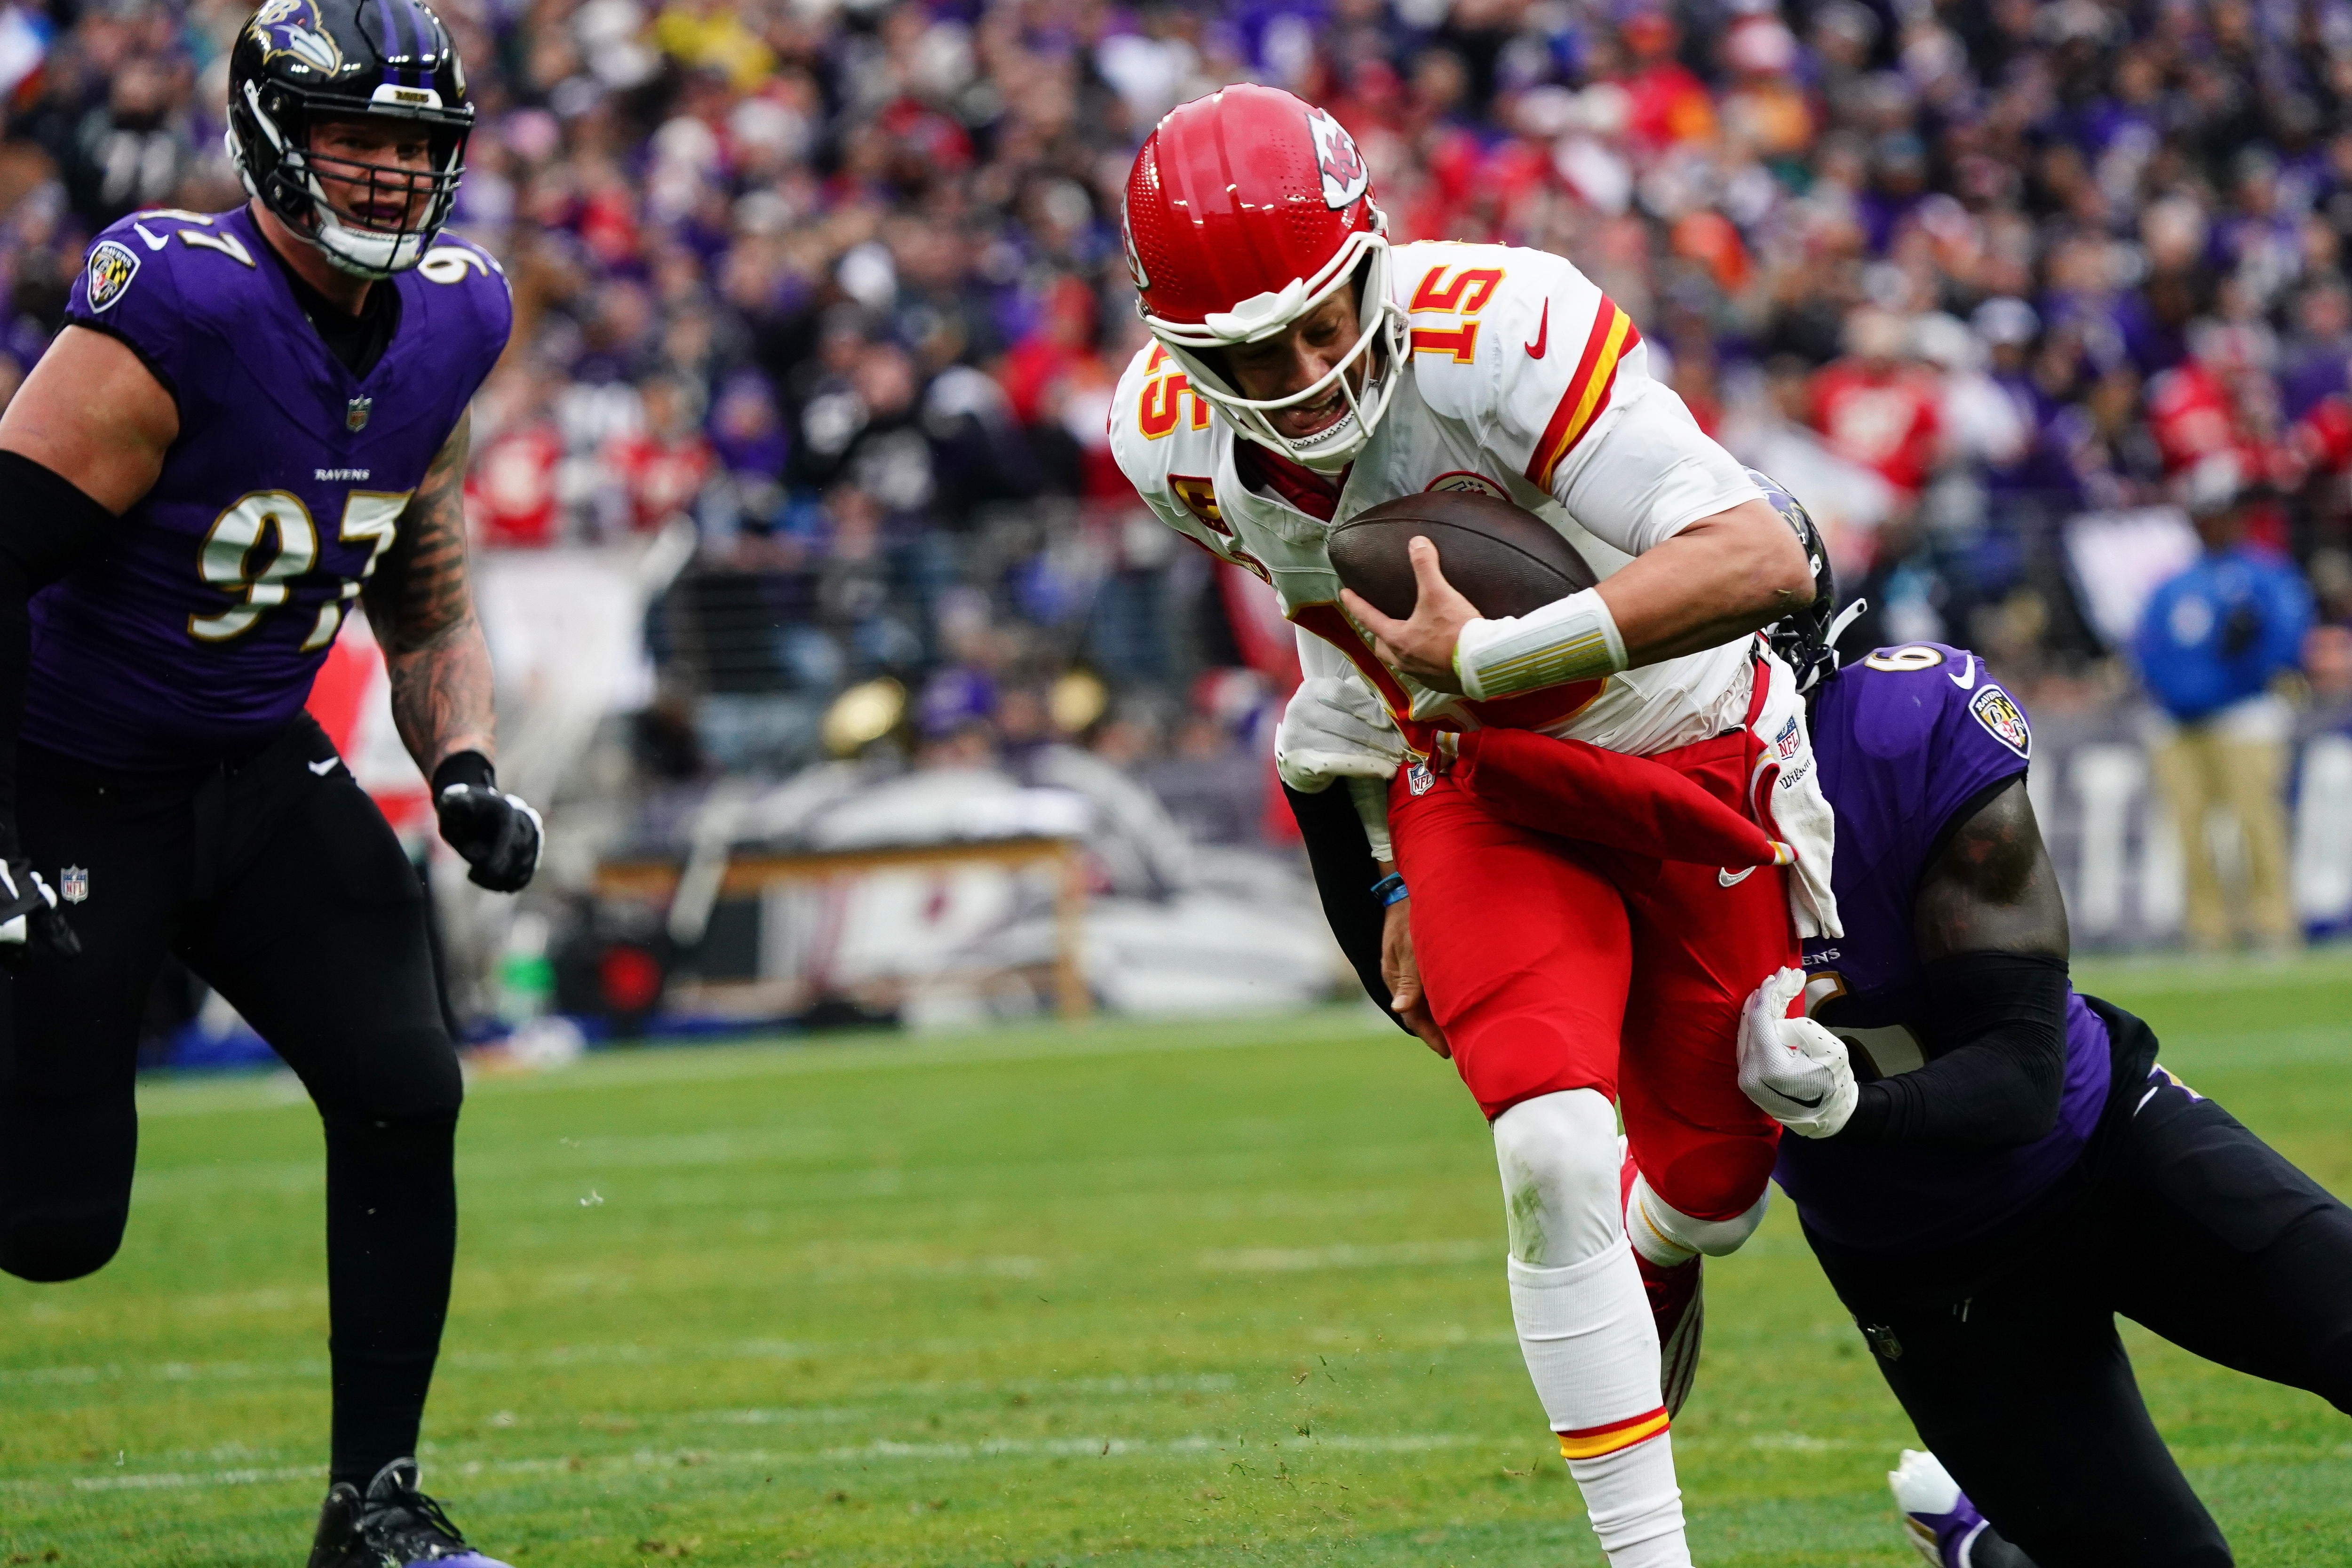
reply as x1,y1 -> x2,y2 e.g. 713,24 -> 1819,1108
1294,478 -> 2352,1566
0,3 -> 532,1564
1725,494 -> 2352,1568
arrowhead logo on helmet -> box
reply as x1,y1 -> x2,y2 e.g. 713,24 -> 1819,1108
1307,108 -> 1369,210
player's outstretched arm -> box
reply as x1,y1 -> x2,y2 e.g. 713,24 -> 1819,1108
1839,778 -> 2070,1146
366,412 -> 542,893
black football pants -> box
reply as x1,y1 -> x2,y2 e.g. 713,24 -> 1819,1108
0,716 -> 462,1486
1810,1018 -> 2352,1568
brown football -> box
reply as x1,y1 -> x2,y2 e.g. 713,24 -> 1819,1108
1328,488 -> 1597,620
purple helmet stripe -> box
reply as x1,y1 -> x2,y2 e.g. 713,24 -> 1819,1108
395,0 -> 439,88
377,0 -> 412,73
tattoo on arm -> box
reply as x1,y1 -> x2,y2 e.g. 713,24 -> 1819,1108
1913,778 -> 2069,962
365,413 -> 496,773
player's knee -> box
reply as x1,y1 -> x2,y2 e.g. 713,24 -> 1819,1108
318,1025 -> 464,1124
1492,1088 -> 1622,1268
1628,1171 -> 1768,1259
2305,1324 -> 2352,1416
0,1213 -> 126,1282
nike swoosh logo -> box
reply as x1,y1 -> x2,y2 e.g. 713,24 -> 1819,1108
1525,299 -> 1548,358
1949,655 -> 1976,691
1718,866 -> 1756,887
132,222 -> 168,251
308,758 -> 341,776
1777,1087 -> 1825,1109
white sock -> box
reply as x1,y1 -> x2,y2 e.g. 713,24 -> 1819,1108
1509,1243 -> 1689,1568
1570,1431 -> 1695,1568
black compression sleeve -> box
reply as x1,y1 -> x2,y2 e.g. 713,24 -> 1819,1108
1832,951 -> 2070,1149
0,450 -> 120,585
0,451 -> 122,854
1281,780 -> 1408,1031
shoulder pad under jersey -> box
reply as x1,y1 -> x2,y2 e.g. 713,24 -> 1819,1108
1394,240 -> 1649,495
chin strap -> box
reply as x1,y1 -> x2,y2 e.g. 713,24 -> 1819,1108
1787,596 -> 1870,695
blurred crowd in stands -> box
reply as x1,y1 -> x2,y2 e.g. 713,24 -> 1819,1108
8,0 -> 2352,829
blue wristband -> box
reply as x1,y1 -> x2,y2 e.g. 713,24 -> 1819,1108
1370,872 -> 1408,907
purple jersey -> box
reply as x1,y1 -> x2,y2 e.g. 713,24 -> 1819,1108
38,204 -> 510,768
1774,643 -> 2113,1256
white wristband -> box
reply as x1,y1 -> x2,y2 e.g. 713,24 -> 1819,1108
1452,586 -> 1628,700
1347,775 -> 1393,862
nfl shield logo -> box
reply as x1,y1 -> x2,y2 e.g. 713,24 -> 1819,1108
1772,715 -> 1802,760
346,396 -> 372,432
1406,761 -> 1434,796
59,866 -> 87,904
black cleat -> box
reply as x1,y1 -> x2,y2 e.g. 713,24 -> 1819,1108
306,1458 -> 510,1568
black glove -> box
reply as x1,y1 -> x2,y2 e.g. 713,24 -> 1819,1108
432,752 -> 543,893
0,858 -> 77,961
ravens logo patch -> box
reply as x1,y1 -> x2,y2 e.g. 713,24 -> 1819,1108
1970,685 -> 2031,758
85,240 -> 139,313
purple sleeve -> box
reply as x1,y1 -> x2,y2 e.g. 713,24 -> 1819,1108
439,239 -> 514,405
1922,650 -> 2032,836
1835,644 -> 2030,870
63,219 -> 191,398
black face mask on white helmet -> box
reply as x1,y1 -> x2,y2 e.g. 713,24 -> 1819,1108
226,0 -> 473,280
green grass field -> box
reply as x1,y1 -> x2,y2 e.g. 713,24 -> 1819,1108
5,957 -> 2351,1567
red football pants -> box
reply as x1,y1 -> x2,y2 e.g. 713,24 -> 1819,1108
1389,724 -> 1793,1225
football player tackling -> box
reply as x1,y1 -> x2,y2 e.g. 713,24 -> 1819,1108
1111,86 -> 1838,1567
0,4 -> 532,1564
1451,486 -> 2352,1566
1725,599 -> 2352,1568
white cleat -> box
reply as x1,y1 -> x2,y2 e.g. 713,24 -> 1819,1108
1890,1448 -> 1992,1568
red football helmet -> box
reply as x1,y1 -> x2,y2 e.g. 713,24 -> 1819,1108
1123,84 -> 1408,470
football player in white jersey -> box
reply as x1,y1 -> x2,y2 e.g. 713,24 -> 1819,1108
1109,86 -> 1843,1568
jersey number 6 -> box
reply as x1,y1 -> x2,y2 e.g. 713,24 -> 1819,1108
188,489 -> 412,649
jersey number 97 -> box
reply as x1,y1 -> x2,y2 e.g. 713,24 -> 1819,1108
188,488 -> 412,649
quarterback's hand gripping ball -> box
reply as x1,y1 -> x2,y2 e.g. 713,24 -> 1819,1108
0,858 -> 77,961
432,753 -> 544,893
1737,966 -> 1856,1138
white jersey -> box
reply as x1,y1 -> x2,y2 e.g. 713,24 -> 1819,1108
1109,239 -> 1765,760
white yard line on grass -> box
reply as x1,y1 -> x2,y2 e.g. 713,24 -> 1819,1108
133,1008 -> 1392,1120
25,1434 -> 2352,1498
0,1350 -> 1248,1395
1197,1240 -> 1490,1272
13,1431 -> 1510,1496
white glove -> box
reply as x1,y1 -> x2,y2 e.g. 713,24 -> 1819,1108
1275,675 -> 1404,793
1737,966 -> 1858,1138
